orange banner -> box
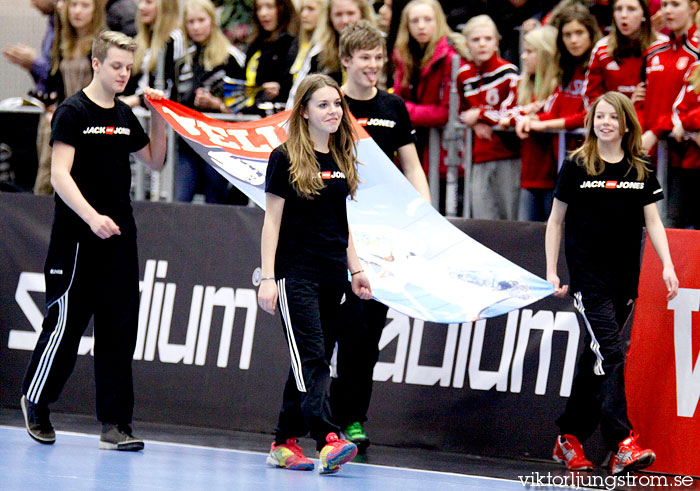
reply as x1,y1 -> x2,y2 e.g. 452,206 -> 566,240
626,229 -> 700,476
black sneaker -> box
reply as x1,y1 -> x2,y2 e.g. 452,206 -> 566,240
20,395 -> 55,444
99,424 -> 145,451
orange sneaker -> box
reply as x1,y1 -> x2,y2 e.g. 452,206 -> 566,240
266,438 -> 314,470
610,432 -> 655,475
553,434 -> 594,470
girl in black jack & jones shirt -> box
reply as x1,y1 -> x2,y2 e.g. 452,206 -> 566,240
258,74 -> 371,474
546,91 -> 679,475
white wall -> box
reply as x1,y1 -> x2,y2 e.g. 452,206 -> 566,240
0,0 -> 52,100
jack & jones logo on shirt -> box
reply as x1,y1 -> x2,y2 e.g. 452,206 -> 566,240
319,170 -> 346,180
82,126 -> 131,135
580,180 -> 645,189
355,117 -> 397,129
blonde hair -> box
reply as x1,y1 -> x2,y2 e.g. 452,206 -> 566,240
518,26 -> 558,106
286,74 -> 360,198
134,0 -> 181,74
394,0 -> 467,89
571,91 -> 649,180
311,0 -> 376,74
298,0 -> 322,46
60,0 -> 106,60
461,14 -> 499,61
92,30 -> 137,62
182,0 -> 231,70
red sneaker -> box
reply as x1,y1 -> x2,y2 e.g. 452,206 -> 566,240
318,432 -> 357,474
266,438 -> 314,470
553,434 -> 594,470
610,432 -> 655,475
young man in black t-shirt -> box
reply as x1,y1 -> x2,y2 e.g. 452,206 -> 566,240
20,31 -> 167,451
328,21 -> 430,451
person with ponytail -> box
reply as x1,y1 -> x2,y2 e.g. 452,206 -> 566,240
258,73 -> 371,475
546,91 -> 678,474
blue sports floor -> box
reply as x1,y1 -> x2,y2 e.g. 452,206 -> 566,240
0,425 -> 575,491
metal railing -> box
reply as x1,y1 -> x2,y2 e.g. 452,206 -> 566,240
0,104 -> 259,202
427,55 -> 671,223
131,108 -> 260,202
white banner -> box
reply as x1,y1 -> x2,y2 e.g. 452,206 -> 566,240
150,99 -> 554,322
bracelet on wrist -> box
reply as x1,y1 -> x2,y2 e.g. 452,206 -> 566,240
350,269 -> 364,276
260,277 -> 275,282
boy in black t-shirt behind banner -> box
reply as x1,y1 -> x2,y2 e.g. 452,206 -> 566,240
20,31 -> 167,452
329,20 -> 430,452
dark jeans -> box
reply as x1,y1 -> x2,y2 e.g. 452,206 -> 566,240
556,291 -> 635,450
175,142 -> 248,205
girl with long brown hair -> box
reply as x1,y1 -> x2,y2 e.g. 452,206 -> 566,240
243,0 -> 298,113
584,0 -> 663,105
258,73 -> 370,474
546,91 -> 678,474
517,3 -> 601,137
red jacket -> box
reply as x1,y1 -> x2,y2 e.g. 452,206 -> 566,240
539,64 -> 587,130
641,25 -> 700,138
393,36 -> 462,127
671,60 -> 700,169
502,76 -> 556,189
456,52 -> 520,163
584,35 -> 667,107
393,36 -> 465,175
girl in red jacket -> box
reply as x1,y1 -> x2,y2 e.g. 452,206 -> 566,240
638,0 -> 699,227
584,0 -> 664,106
392,0 -> 467,208
670,59 -> 700,228
500,25 -> 559,222
517,3 -> 601,138
457,15 -> 520,220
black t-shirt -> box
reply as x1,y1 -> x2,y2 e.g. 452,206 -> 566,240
50,90 -> 150,238
174,44 -> 245,108
554,156 -> 663,298
345,90 -> 417,160
265,146 -> 350,283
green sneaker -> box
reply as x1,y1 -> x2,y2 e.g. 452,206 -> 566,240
343,422 -> 370,452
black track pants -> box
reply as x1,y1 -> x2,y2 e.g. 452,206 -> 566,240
22,232 -> 139,425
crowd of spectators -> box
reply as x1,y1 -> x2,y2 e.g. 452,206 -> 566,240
3,0 -> 699,228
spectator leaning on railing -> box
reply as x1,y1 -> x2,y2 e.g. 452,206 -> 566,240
457,14 -> 521,221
